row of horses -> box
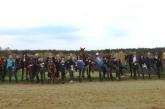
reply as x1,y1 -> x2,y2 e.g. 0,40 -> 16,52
0,50 -> 164,83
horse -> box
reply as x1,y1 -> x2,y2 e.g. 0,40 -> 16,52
47,61 -> 57,83
80,48 -> 112,81
85,57 -> 93,81
125,54 -> 133,77
80,48 -> 94,80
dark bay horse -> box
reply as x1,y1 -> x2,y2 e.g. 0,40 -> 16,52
80,48 -> 94,80
47,62 -> 57,83
80,48 -> 112,80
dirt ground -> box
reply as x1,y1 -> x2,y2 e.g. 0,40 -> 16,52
0,80 -> 165,109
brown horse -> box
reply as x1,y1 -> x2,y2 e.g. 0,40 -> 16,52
26,64 -> 33,82
0,56 -> 3,80
80,48 -> 94,80
47,62 -> 57,83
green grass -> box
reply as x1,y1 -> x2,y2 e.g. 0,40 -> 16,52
2,69 -> 165,82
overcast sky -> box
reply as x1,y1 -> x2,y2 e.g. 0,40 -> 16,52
0,0 -> 165,50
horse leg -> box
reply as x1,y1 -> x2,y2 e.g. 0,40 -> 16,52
53,73 -> 56,84
157,65 -> 161,79
29,71 -> 32,82
35,71 -> 40,83
129,65 -> 133,77
2,67 -> 6,82
137,66 -> 140,77
116,68 -> 120,80
43,71 -> 46,82
25,68 -> 29,81
48,72 -> 51,83
103,69 -> 106,80
56,70 -> 60,80
86,67 -> 90,80
0,69 -> 2,81
40,70 -> 44,83
109,68 -> 113,80
21,67 -> 24,81
88,67 -> 92,81
148,69 -> 151,79
142,68 -> 144,79
133,67 -> 136,79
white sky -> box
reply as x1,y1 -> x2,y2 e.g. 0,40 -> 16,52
0,0 -> 165,50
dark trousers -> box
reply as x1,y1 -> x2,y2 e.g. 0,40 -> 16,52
0,68 -> 3,81
116,67 -> 121,80
156,64 -> 161,79
99,66 -> 104,81
2,66 -> 6,81
86,66 -> 92,80
132,65 -> 139,78
109,68 -> 113,80
40,68 -> 45,83
32,66 -> 39,83
61,70 -> 65,81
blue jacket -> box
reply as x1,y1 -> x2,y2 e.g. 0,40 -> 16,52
7,59 -> 14,69
77,60 -> 85,70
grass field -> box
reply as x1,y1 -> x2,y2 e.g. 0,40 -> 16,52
0,80 -> 165,109
1,70 -> 165,109
2,69 -> 165,82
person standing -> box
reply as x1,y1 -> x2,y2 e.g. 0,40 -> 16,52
68,56 -> 75,83
154,53 -> 162,79
77,56 -> 85,81
60,57 -> 66,81
6,55 -> 16,82
95,52 -> 104,81
0,56 -> 3,81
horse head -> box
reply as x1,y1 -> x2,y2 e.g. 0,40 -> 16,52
80,47 -> 87,61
